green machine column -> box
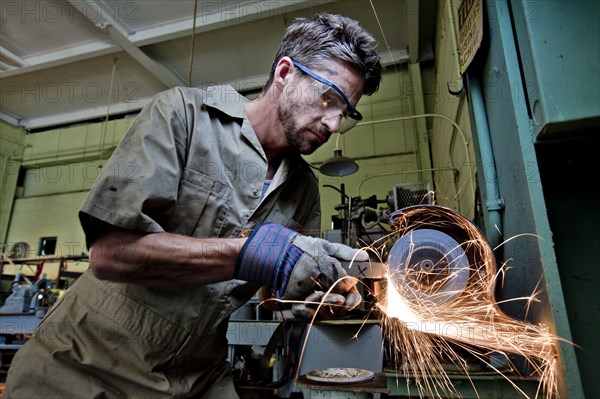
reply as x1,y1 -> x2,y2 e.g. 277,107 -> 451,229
465,0 -> 588,397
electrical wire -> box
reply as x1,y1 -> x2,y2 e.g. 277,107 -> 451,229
188,0 -> 199,86
368,0 -> 403,89
355,114 -> 475,204
99,57 -> 118,164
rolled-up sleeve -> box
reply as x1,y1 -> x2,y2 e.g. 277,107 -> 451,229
79,88 -> 190,246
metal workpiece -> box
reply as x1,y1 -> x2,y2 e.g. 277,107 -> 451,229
339,261 -> 386,280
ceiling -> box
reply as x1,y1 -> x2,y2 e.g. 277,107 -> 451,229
0,0 -> 436,131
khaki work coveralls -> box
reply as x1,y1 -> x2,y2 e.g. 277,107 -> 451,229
5,86 -> 321,398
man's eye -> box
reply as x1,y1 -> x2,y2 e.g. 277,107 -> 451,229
322,92 -> 344,109
321,93 -> 335,107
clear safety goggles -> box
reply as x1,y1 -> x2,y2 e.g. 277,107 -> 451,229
292,60 -> 362,133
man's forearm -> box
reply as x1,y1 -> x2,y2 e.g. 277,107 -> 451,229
89,224 -> 246,288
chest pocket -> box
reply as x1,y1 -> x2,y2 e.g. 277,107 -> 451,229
165,168 -> 232,237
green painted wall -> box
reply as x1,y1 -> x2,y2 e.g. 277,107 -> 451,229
21,117 -> 134,168
1,118 -> 134,279
0,120 -> 27,248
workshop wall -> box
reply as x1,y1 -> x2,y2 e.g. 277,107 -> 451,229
2,118 -> 133,279
0,121 -> 27,246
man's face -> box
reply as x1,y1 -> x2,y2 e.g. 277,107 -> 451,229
278,60 -> 364,155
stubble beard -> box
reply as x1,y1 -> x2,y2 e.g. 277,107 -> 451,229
278,100 -> 327,155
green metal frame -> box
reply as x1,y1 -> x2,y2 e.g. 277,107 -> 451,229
465,0 -> 585,397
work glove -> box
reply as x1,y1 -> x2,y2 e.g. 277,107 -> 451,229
235,223 -> 368,311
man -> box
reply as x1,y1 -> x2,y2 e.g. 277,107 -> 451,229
5,13 -> 382,398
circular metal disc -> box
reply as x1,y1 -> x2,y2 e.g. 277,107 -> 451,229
387,228 -> 469,305
306,368 -> 375,383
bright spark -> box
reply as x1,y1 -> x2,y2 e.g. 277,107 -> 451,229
378,205 -> 563,399
259,206 -> 565,399
378,275 -> 419,323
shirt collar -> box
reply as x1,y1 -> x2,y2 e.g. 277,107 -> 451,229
201,85 -> 317,179
202,85 -> 246,119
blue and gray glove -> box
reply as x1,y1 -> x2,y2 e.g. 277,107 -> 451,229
235,223 -> 368,311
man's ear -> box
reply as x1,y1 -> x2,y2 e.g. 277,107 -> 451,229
273,56 -> 294,87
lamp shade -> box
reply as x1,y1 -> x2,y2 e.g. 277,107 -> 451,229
319,149 -> 359,176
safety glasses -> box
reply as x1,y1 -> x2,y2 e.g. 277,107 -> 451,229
292,60 -> 362,133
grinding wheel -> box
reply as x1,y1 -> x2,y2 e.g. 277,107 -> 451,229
387,228 -> 469,306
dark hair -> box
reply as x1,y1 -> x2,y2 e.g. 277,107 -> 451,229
263,13 -> 382,96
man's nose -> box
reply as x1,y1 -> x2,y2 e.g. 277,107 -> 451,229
322,113 -> 342,133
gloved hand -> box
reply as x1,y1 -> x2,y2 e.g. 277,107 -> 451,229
235,223 -> 368,310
